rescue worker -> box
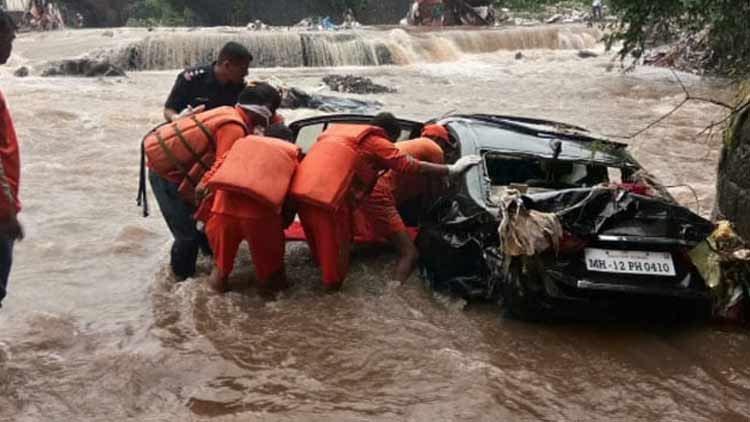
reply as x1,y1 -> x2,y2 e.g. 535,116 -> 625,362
200,124 -> 299,294
144,83 -> 282,281
357,124 -> 454,283
163,41 -> 252,123
0,11 -> 22,309
291,112 -> 481,291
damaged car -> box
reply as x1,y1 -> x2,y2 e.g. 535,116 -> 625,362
289,113 -> 715,321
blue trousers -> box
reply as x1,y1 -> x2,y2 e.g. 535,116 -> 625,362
148,170 -> 211,280
0,237 -> 14,308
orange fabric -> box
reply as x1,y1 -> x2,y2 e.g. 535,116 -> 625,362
353,132 -> 422,199
145,106 -> 247,182
290,124 -> 386,210
206,212 -> 285,281
421,124 -> 450,143
355,138 -> 445,239
0,91 -> 20,219
207,136 -> 300,213
356,183 -> 406,238
389,138 -> 445,203
297,202 -> 352,286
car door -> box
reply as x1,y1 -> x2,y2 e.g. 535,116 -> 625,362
288,114 -> 424,153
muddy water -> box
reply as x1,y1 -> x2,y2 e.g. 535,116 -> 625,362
1,27 -> 747,422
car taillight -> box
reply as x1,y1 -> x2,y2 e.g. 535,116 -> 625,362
558,231 -> 588,254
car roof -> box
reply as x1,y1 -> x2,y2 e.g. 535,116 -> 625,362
289,113 -> 639,168
439,114 -> 639,168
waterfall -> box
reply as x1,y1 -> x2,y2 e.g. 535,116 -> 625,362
103,26 -> 602,71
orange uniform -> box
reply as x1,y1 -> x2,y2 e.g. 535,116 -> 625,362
296,126 -> 421,287
202,137 -> 298,282
0,90 -> 20,219
356,137 -> 445,239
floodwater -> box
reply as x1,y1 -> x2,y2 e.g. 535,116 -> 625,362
1,26 -> 748,422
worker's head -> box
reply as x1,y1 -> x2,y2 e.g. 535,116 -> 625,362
265,123 -> 294,142
0,11 -> 16,65
371,112 -> 401,142
237,82 -> 282,128
215,42 -> 252,84
421,124 -> 453,150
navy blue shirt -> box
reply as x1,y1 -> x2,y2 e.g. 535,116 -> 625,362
164,63 -> 246,112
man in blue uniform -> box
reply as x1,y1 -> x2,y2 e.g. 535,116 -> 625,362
163,41 -> 253,122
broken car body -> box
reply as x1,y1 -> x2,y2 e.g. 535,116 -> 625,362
289,114 -> 715,320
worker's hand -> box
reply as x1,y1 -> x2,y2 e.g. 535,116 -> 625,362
0,214 -> 24,241
175,104 -> 206,121
448,154 -> 482,176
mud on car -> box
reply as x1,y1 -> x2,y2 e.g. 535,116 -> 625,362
289,114 -> 715,321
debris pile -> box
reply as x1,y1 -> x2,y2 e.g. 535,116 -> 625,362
689,221 -> 750,323
280,86 -> 382,113
322,75 -> 396,94
642,30 -> 714,75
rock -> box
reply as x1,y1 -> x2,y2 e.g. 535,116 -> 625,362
577,50 -> 598,59
41,59 -> 126,78
14,66 -> 29,77
102,30 -> 114,37
545,14 -> 562,24
515,52 -> 524,60
322,74 -> 396,94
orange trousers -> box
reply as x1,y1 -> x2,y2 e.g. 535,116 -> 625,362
205,213 -> 285,282
297,203 -> 352,287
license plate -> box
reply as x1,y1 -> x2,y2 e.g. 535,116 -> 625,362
584,248 -> 676,276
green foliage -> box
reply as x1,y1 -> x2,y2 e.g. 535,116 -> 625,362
494,0 -> 588,12
126,0 -> 197,26
605,0 -> 750,77
330,0 -> 368,12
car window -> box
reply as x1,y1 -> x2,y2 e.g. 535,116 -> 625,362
295,123 -> 327,154
294,120 -> 422,153
484,152 -> 612,196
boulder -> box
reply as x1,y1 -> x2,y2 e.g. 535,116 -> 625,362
577,50 -> 598,59
14,67 -> 29,77
322,74 -> 396,94
41,59 -> 127,78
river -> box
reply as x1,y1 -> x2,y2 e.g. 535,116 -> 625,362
0,25 -> 747,422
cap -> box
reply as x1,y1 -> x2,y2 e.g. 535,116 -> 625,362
421,124 -> 451,143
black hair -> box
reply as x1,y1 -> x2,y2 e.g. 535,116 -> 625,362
0,10 -> 17,34
238,82 -> 281,109
265,124 -> 294,142
371,112 -> 400,141
218,41 -> 253,64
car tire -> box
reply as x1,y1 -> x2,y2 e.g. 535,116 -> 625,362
502,258 -> 548,321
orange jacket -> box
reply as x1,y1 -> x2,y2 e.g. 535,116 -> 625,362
290,124 -> 421,210
205,135 -> 301,216
0,90 -> 20,220
386,137 -> 445,204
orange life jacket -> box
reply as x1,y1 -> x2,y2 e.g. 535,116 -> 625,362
390,137 -> 445,203
290,124 -> 387,211
207,135 -> 301,214
396,138 -> 444,163
143,106 -> 247,202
